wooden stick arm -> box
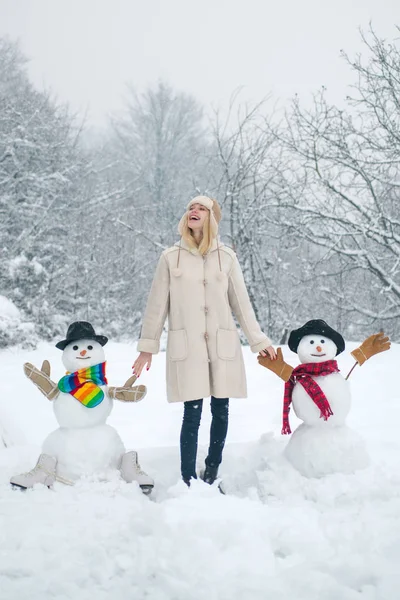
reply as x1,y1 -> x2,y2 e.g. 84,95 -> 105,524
345,361 -> 358,380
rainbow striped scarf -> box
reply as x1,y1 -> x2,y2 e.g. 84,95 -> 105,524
58,362 -> 108,408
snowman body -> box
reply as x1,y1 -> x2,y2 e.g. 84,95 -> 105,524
42,338 -> 125,481
284,334 -> 369,477
52,385 -> 113,429
292,372 -> 351,426
42,423 -> 125,482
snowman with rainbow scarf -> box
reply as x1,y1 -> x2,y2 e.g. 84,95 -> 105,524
10,321 -> 154,494
258,319 -> 391,478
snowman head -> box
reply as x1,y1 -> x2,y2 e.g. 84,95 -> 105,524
62,338 -> 106,372
56,322 -> 108,372
288,319 -> 345,362
297,334 -> 338,364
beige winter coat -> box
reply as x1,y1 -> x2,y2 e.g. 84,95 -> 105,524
137,239 -> 272,403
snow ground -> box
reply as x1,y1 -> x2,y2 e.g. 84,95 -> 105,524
0,341 -> 399,600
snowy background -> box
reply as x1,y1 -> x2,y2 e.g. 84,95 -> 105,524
0,2 -> 399,350
0,341 -> 399,599
1,1 -> 399,598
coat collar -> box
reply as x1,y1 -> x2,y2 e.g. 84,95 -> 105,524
175,237 -> 223,255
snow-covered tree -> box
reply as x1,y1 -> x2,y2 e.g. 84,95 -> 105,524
273,26 -> 400,338
0,38 -> 88,342
207,96 -> 323,342
83,82 -> 212,337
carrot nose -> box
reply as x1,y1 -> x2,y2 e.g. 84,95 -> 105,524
316,345 -> 322,353
80,350 -> 87,356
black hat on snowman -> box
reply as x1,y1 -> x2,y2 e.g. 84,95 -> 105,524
55,321 -> 108,350
288,319 -> 345,356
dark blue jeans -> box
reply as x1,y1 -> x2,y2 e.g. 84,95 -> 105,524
180,396 -> 229,481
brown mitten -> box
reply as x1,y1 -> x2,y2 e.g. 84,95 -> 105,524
257,347 -> 293,382
109,375 -> 147,402
24,361 -> 59,400
351,332 -> 391,366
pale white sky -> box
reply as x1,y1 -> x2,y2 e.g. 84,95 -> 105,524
0,0 -> 398,126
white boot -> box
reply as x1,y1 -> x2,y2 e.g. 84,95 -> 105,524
120,451 -> 154,494
10,454 -> 57,489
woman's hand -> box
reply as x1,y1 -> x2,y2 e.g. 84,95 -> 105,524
259,345 -> 277,360
132,352 -> 152,378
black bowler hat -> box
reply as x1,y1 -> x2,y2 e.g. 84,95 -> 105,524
55,321 -> 108,350
288,319 -> 345,355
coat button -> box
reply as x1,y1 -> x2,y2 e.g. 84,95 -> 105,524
204,306 -> 209,314
203,279 -> 207,285
204,333 -> 209,340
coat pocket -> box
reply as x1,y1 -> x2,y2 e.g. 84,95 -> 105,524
168,329 -> 188,361
216,328 -> 238,360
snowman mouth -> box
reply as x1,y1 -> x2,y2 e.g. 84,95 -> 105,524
76,356 -> 91,360
311,353 -> 326,357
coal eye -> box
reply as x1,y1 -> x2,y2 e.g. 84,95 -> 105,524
310,340 -> 314,345
73,345 -> 78,351
88,345 -> 93,350
320,339 -> 325,344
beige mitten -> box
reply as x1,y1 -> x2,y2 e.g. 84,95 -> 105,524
257,347 -> 293,382
351,332 -> 391,366
24,361 -> 59,400
109,375 -> 147,402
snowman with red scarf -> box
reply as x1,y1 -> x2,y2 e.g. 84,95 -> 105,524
10,321 -> 154,494
258,319 -> 390,478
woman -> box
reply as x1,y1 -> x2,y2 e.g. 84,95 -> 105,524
132,196 -> 276,486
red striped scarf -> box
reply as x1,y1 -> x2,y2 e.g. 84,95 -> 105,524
282,360 -> 339,434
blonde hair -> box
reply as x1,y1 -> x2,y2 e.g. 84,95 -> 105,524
178,197 -> 221,256
179,211 -> 212,255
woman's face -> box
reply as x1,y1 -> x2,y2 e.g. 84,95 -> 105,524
188,203 -> 209,232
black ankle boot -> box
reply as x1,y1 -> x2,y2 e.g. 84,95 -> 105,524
202,465 -> 219,485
